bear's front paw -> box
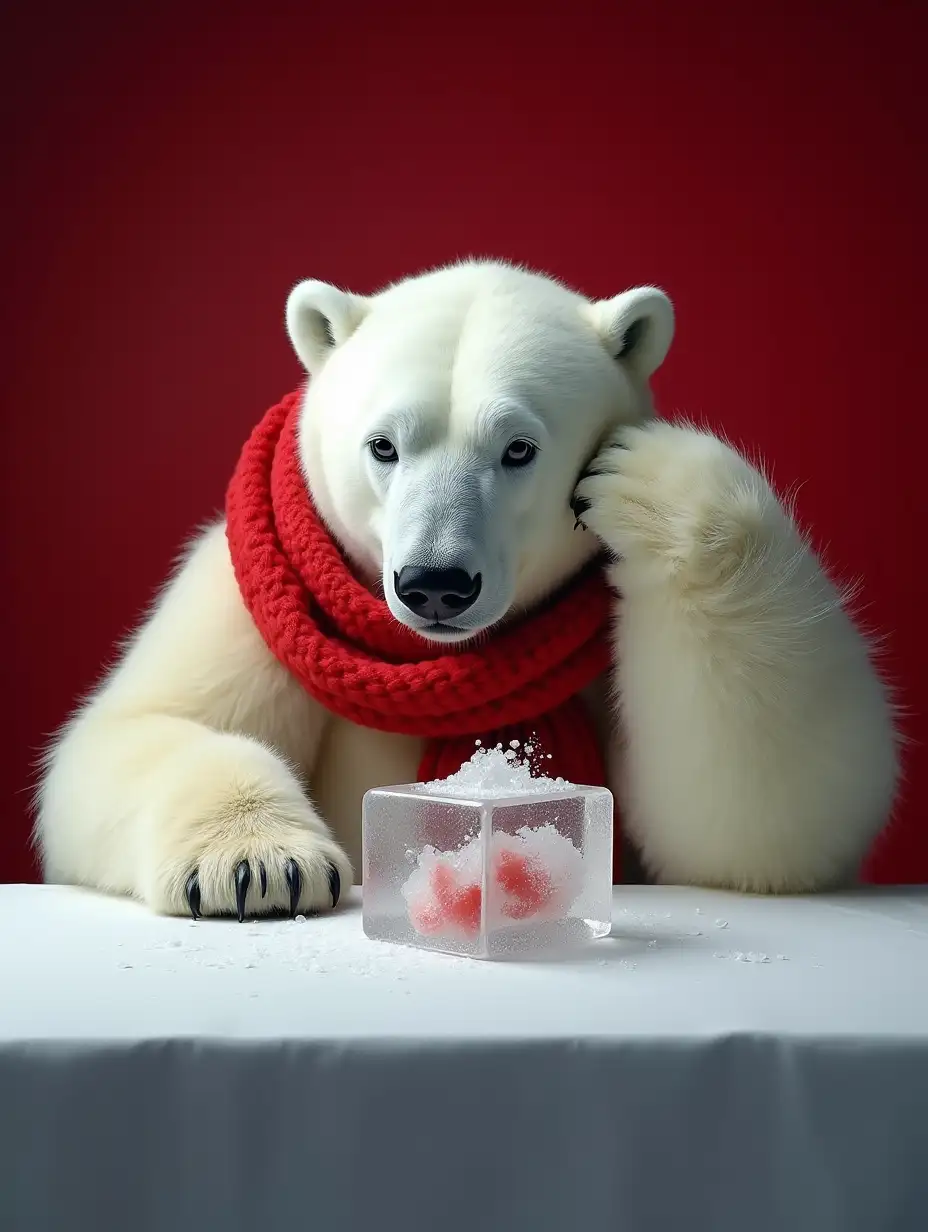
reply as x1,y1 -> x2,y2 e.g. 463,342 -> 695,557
168,826 -> 351,923
573,422 -> 775,589
139,743 -> 354,920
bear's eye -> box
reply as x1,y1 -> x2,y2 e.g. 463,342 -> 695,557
502,440 -> 537,468
369,438 -> 398,463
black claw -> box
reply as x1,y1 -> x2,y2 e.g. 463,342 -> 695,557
259,861 -> 268,899
234,860 -> 251,923
570,492 -> 591,531
285,859 -> 302,918
185,871 -> 201,920
327,862 -> 341,909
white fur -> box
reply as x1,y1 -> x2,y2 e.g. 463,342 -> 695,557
575,423 -> 898,890
35,261 -> 899,914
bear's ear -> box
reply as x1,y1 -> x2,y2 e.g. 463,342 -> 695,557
285,280 -> 369,375
588,287 -> 674,380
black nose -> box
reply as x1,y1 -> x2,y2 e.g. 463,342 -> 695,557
394,567 -> 482,622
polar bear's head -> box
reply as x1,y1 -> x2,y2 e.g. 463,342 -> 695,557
287,261 -> 672,644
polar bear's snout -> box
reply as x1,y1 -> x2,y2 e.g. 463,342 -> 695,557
381,456 -> 509,641
393,566 -> 483,623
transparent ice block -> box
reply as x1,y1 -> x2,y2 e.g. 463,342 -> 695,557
362,782 -> 613,958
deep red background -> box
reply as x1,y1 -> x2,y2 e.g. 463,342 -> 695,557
2,1 -> 925,883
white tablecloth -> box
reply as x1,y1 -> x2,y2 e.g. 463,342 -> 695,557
1,883 -> 927,1232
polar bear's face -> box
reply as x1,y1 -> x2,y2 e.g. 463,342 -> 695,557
288,262 -> 673,644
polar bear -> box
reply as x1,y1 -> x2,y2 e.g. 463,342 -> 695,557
35,261 -> 898,918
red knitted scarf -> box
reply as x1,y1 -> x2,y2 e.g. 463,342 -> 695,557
226,390 -> 618,870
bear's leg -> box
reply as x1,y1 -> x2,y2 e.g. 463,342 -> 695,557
40,712 -> 348,917
575,422 -> 898,893
36,523 -> 352,917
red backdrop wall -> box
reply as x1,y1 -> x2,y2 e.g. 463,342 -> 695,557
2,0 -> 925,883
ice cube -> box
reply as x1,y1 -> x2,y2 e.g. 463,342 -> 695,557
362,748 -> 613,959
